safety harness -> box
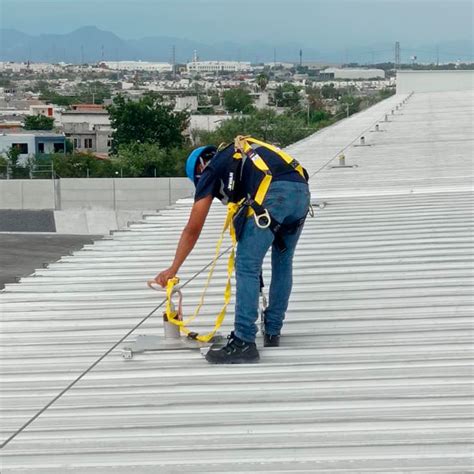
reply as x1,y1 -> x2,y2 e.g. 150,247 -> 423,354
151,136 -> 309,343
231,136 -> 309,252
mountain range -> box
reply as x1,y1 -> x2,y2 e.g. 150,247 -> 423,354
1,26 -> 472,65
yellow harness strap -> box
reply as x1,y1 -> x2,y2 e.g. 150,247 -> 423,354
163,201 -> 240,342
234,136 -> 273,219
245,136 -> 307,180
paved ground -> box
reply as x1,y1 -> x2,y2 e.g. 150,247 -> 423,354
0,233 -> 102,289
0,210 -> 56,232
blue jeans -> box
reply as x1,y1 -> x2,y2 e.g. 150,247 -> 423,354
234,181 -> 310,342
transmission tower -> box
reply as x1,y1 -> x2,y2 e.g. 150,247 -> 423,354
395,41 -> 401,69
172,45 -> 176,79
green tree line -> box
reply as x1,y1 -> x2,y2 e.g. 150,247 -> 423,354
1,87 -> 394,178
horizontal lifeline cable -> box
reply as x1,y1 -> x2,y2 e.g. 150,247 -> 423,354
310,93 -> 412,178
0,246 -> 232,449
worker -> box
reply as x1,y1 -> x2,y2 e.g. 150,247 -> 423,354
154,137 -> 310,364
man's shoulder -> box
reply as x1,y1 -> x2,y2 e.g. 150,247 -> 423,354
212,144 -> 235,167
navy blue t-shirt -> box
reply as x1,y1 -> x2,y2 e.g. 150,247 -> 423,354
194,143 -> 306,203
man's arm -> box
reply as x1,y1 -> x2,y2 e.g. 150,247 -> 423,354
154,195 -> 213,287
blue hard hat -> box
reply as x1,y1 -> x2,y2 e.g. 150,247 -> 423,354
185,145 -> 217,185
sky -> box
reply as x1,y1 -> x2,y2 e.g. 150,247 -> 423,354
1,0 -> 472,50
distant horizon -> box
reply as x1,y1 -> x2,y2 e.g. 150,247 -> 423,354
2,0 -> 472,45
1,24 -> 472,64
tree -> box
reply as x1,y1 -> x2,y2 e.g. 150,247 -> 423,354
209,92 -> 221,106
223,87 -> 254,113
23,115 -> 55,130
337,95 -> 362,116
6,146 -> 21,169
196,108 -> 316,149
6,146 -> 29,178
273,83 -> 301,108
39,89 -> 77,107
75,81 -> 112,104
256,73 -> 269,92
114,142 -> 189,177
321,83 -> 338,99
378,87 -> 396,100
0,155 -> 7,178
107,92 -> 189,154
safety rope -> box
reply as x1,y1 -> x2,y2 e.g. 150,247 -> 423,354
147,200 -> 241,343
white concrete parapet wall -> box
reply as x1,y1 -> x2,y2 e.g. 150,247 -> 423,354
397,70 -> 474,94
0,180 -> 56,209
0,177 -> 194,234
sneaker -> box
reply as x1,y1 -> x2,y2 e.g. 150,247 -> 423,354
264,333 -> 280,347
205,332 -> 260,364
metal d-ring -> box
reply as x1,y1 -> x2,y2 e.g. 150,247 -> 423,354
254,209 -> 271,229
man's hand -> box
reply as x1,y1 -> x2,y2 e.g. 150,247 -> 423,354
154,267 -> 177,288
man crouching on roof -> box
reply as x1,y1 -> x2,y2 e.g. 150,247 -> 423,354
154,136 -> 310,364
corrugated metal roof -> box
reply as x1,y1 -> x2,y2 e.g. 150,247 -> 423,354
1,90 -> 473,472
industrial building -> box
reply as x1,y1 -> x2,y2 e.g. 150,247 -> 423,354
0,70 -> 472,472
322,67 -> 386,80
186,61 -> 253,74
100,61 -> 173,73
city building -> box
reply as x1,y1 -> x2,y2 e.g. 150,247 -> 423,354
174,96 -> 198,112
263,62 -> 295,69
0,62 -> 66,73
29,104 -> 55,118
60,105 -> 112,155
0,131 -> 66,162
187,114 -> 235,135
100,61 -> 173,73
186,61 -> 253,74
322,68 -> 386,80
250,91 -> 270,110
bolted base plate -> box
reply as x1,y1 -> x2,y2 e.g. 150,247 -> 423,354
122,333 -> 224,359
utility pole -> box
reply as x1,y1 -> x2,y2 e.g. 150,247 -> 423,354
80,44 -> 84,65
299,49 -> 303,67
436,45 -> 439,67
273,48 -> 277,67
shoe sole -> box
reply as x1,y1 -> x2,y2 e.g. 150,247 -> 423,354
206,356 -> 260,364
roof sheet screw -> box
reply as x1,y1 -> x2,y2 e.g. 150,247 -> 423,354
391,109 -> 395,115
338,154 -> 346,166
384,114 -> 389,122
360,136 -> 366,145
375,124 -> 380,131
